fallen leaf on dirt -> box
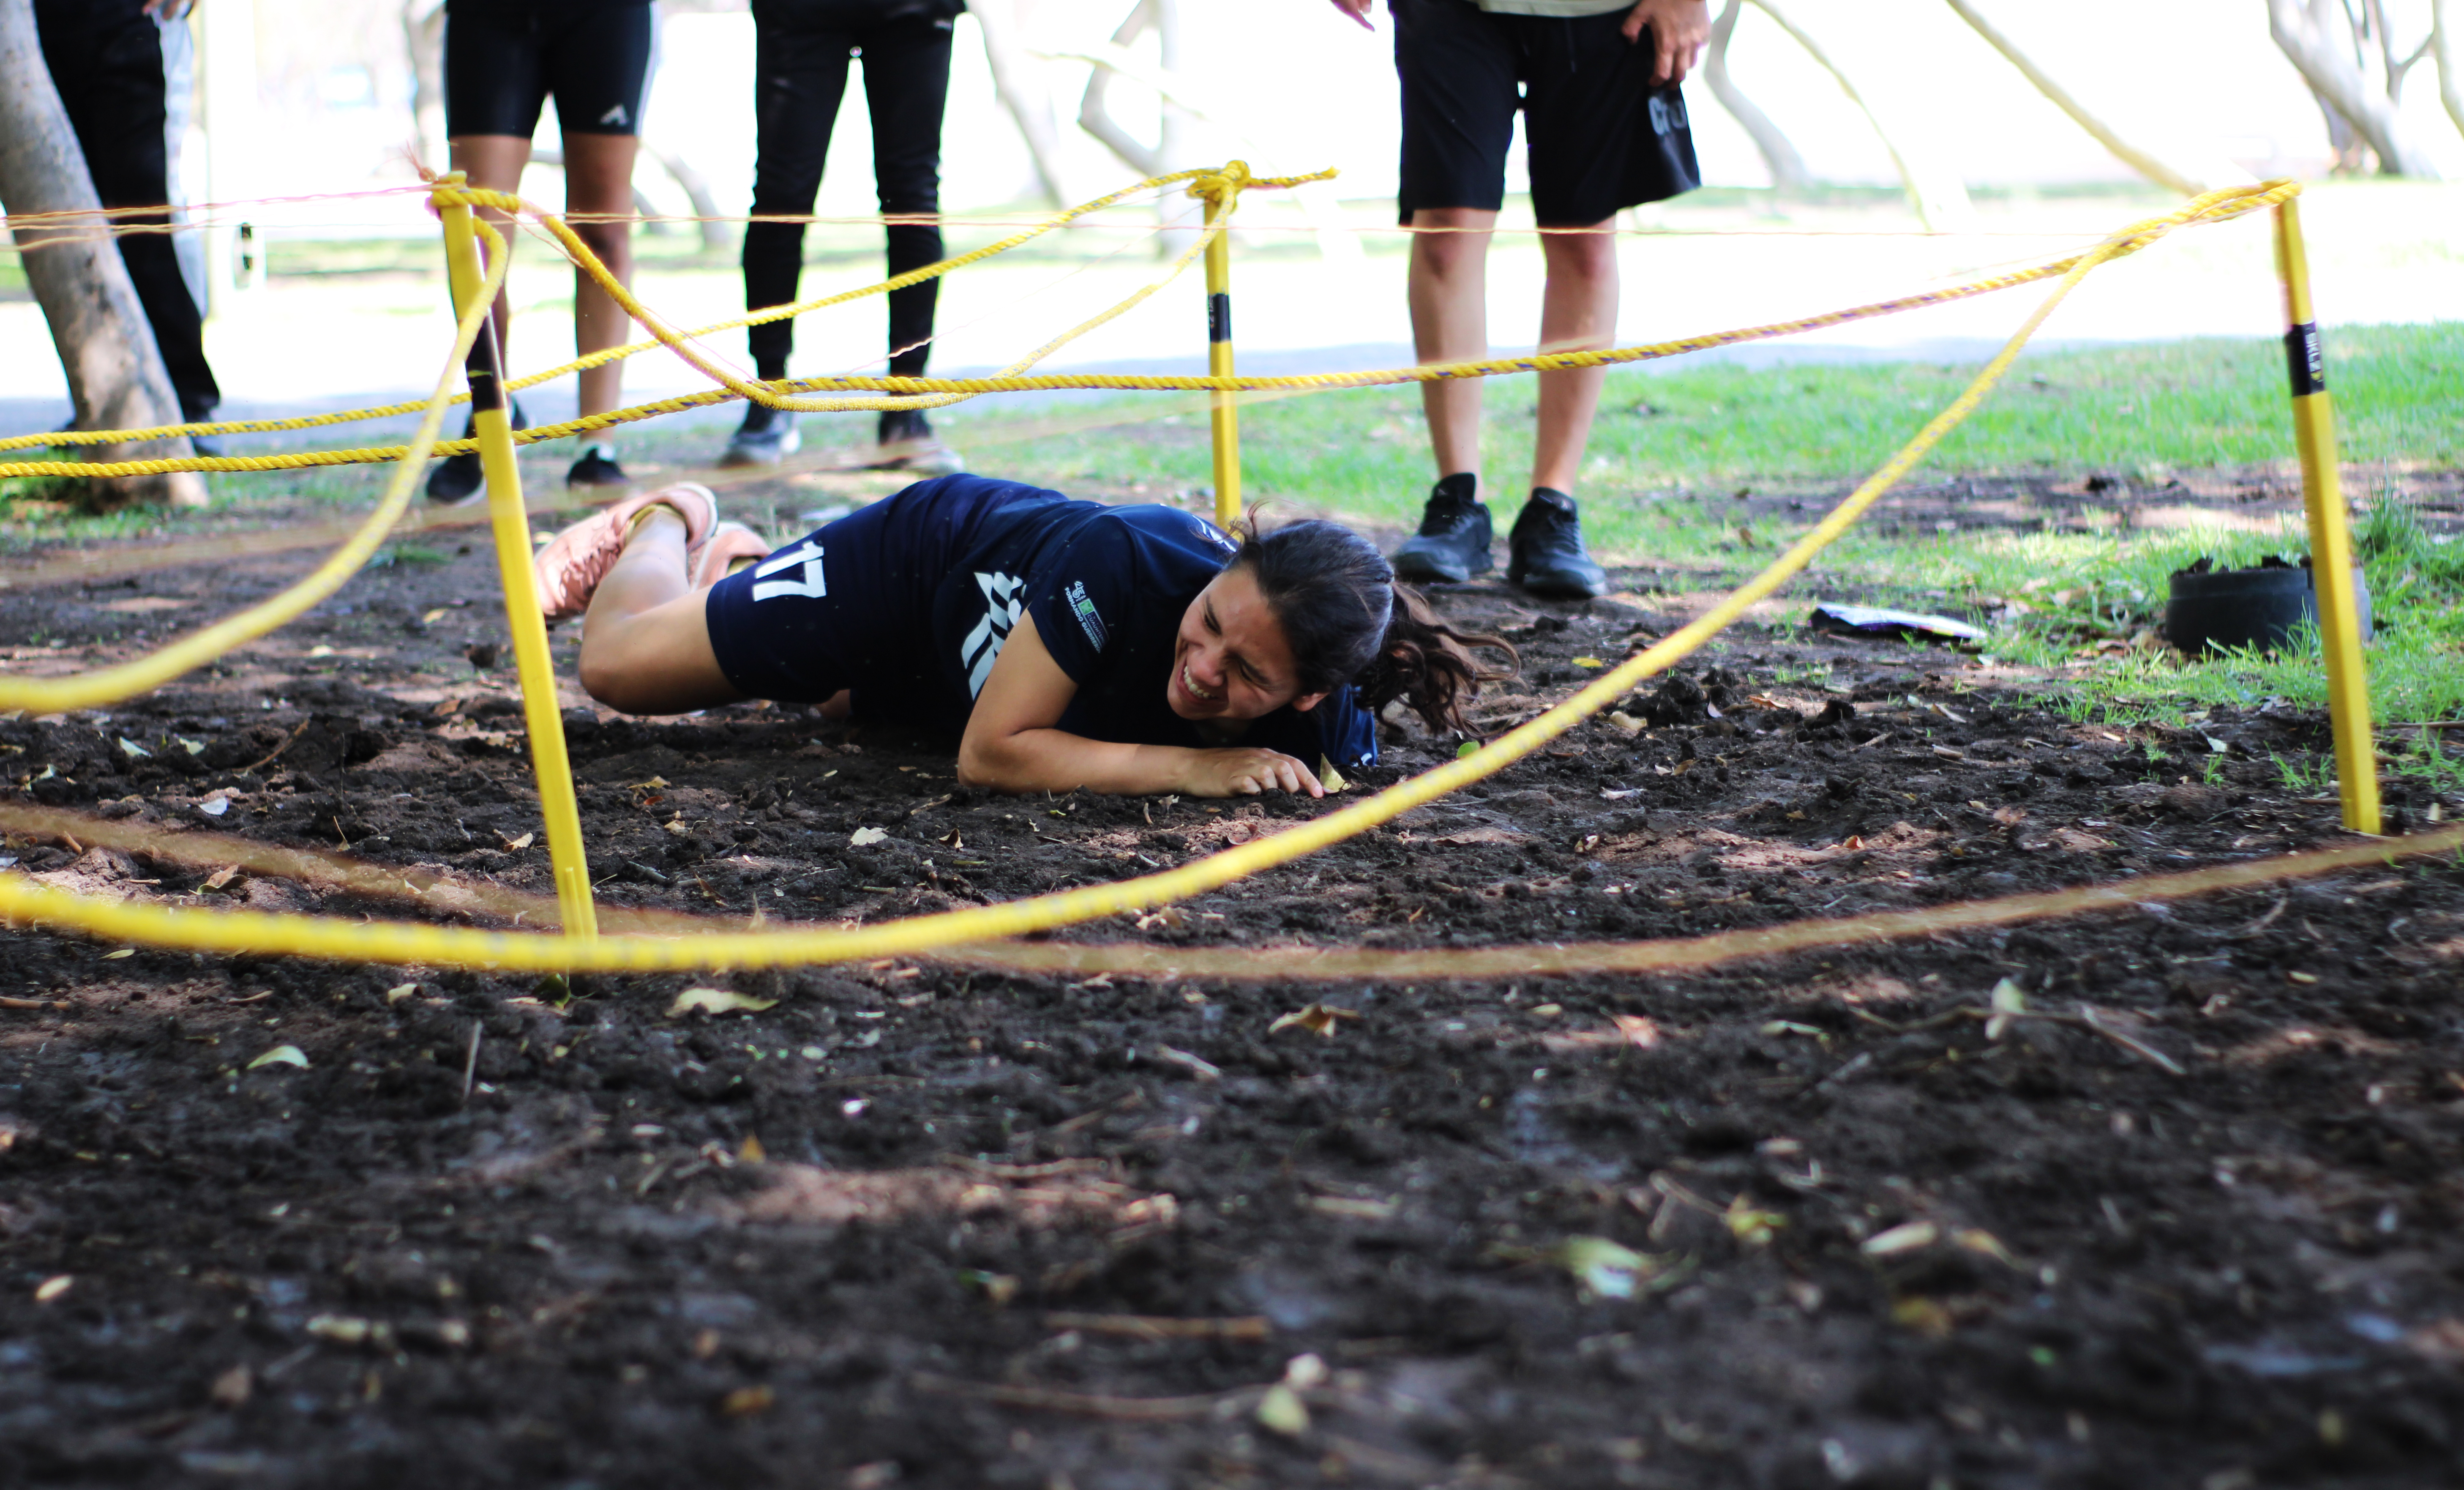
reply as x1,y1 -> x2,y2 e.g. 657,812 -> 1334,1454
1571,656 -> 1604,669
1985,977 -> 2027,1041
1599,787 -> 1642,801
1610,1014 -> 1661,1049
738,1135 -> 766,1163
960,1269 -> 1019,1306
383,983 -> 417,1004
1842,835 -> 1864,850
1318,756 -> 1347,793
209,1364 -> 251,1408
1134,907 -> 1184,932
1304,1195 -> 1394,1221
669,987 -> 779,1018
199,796 -> 231,817
1861,1220 -> 1940,1257
1556,1235 -> 1656,1299
1891,1296 -> 1955,1338
201,866 -> 241,891
421,608 -> 448,625
33,1274 -> 70,1303
1956,1228 -> 2021,1267
1725,1195 -> 1785,1249
177,737 -> 205,755
117,737 -> 150,758
497,831 -> 535,851
101,948 -> 134,960
2052,827 -> 2112,852
1605,711 -> 1647,736
1435,826 -> 1526,847
664,817 -> 690,836
629,776 -> 670,790
247,1045 -> 308,1071
718,1385 -> 774,1418
306,1315 -> 388,1347
1267,1003 -> 1361,1038
1255,1383 -> 1309,1436
849,826 -> 889,847
1457,740 -> 1480,759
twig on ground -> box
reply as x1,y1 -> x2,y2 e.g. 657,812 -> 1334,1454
2069,1005 -> 2186,1075
239,719 -> 313,775
461,1022 -> 482,1105
1041,1313 -> 1270,1342
909,1372 -> 1263,1420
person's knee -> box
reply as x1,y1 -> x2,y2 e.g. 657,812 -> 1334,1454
1543,228 -> 1618,283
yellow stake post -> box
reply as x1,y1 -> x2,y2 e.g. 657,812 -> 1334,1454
435,178 -> 601,936
1202,186 -> 1240,529
2271,198 -> 2379,835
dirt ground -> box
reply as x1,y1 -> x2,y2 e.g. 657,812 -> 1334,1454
0,471 -> 2461,1490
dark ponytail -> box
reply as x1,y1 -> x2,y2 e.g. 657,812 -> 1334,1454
1230,517 -> 1517,738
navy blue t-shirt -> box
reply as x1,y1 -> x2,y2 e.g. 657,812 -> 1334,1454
703,476 -> 1379,772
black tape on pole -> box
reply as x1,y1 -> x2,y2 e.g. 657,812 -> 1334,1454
1208,292 -> 1231,345
2285,321 -> 2325,398
465,311 -> 508,414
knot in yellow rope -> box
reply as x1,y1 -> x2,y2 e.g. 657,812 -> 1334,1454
1185,160 -> 1254,213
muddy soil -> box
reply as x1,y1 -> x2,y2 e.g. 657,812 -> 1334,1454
0,483 -> 2460,1490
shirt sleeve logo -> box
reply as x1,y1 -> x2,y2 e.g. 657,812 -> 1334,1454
961,571 -> 1025,697
749,540 -> 826,602
1064,580 -> 1108,653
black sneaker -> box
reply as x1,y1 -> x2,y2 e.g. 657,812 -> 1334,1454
426,399 -> 527,504
719,402 -> 799,468
1506,487 -> 1607,599
866,407 -> 964,475
566,443 -> 630,487
1390,473 -> 1493,584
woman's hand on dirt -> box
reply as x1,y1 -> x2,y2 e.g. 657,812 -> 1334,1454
1185,748 -> 1323,799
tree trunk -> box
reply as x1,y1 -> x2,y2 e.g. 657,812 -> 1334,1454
1703,0 -> 1805,193
1078,0 -> 1162,178
402,0 -> 446,176
969,0 -> 1073,208
1747,0 -> 1972,231
2269,0 -> 2444,177
0,0 -> 202,508
2432,0 -> 2464,143
1943,0 -> 2208,194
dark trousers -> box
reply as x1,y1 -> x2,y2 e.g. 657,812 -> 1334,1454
33,0 -> 218,422
743,0 -> 953,382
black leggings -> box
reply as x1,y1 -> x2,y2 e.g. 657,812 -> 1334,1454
32,0 -> 218,422
743,0 -> 955,382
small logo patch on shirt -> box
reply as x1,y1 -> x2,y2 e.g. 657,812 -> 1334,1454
1065,581 -> 1108,652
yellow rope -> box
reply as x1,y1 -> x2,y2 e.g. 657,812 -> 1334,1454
0,183 -> 2272,969
0,227 -> 514,715
0,179 -> 2298,479
3,164 -> 1323,455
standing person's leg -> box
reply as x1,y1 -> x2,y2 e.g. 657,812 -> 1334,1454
724,0 -> 852,467
858,9 -> 963,473
548,0 -> 654,487
1388,0 -> 1517,585
1499,9 -> 1661,598
41,3 -> 221,429
1407,206 -> 1496,483
432,3 -> 551,501
1529,224 -> 1618,492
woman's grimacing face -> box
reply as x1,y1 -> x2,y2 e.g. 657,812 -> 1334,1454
1166,567 -> 1329,723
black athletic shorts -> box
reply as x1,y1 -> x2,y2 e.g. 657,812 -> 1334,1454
1394,0 -> 1695,226
443,0 -> 654,139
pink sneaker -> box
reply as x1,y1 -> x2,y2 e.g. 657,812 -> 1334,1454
689,522 -> 772,591
532,483 -> 717,622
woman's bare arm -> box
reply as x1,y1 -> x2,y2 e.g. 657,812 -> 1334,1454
957,615 -> 1322,798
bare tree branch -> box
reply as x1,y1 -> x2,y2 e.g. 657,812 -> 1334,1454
2270,0 -> 2444,176
1944,0 -> 2210,194
1078,0 -> 1161,178
969,0 -> 1072,209
1746,0 -> 1971,230
2435,0 -> 2464,141
1703,0 -> 1805,193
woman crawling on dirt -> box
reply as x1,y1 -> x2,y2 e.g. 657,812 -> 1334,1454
529,474 -> 1514,798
